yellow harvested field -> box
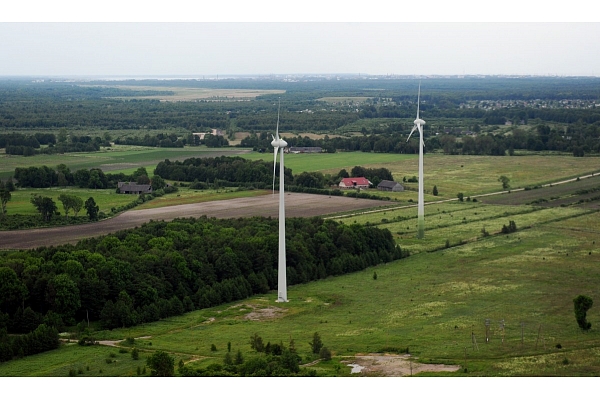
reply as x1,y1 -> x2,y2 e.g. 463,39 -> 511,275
85,85 -> 285,101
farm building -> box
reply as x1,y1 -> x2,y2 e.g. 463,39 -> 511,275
287,146 -> 323,154
339,177 -> 372,189
117,182 -> 153,194
192,129 -> 224,140
377,180 -> 404,192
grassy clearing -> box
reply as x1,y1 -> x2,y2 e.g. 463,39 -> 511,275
240,153 -> 600,200
240,152 -> 415,174
481,174 -> 600,206
4,187 -> 134,216
0,145 -> 248,179
3,210 -> 599,376
0,342 -> 155,377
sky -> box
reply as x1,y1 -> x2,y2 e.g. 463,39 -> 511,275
1,2 -> 600,77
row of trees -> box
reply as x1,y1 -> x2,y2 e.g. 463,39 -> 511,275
13,165 -> 164,190
0,216 -> 404,343
1,132 -> 107,156
27,195 -> 99,222
154,156 -> 294,186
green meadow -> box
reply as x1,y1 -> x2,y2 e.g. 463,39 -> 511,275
2,151 -> 600,376
0,145 -> 248,180
2,192 -> 600,376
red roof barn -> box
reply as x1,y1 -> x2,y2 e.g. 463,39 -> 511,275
339,177 -> 372,189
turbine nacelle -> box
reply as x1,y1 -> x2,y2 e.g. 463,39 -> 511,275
414,118 -> 426,126
271,138 -> 288,148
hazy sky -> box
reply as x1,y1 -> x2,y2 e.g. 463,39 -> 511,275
2,4 -> 599,77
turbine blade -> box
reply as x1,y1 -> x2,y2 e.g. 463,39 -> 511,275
275,99 -> 281,140
417,82 -> 421,119
418,124 -> 425,147
407,125 -> 417,142
272,146 -> 278,194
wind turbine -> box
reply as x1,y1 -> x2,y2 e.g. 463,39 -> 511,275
407,83 -> 426,239
271,100 -> 288,302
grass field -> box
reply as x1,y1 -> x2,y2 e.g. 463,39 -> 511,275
2,153 -> 600,377
2,209 -> 599,376
240,152 -> 416,174
4,187 -> 135,216
0,145 -> 250,180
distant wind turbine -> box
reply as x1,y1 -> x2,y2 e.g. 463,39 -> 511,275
271,100 -> 288,302
406,83 -> 426,239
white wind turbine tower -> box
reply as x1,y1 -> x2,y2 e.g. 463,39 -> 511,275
406,83 -> 426,239
271,100 -> 288,302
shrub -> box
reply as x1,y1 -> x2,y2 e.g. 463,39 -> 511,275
319,347 -> 332,361
132,347 -> 139,360
574,295 -> 593,330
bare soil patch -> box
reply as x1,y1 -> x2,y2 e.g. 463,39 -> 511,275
0,193 -> 393,250
341,353 -> 461,377
240,304 -> 287,321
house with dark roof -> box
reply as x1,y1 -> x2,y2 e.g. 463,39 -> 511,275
339,177 -> 372,189
117,182 -> 153,194
377,180 -> 404,192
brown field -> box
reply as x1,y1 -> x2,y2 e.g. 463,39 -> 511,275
83,85 -> 285,101
0,193 -> 393,250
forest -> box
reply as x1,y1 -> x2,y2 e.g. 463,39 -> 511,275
2,77 -> 600,157
0,216 -> 403,362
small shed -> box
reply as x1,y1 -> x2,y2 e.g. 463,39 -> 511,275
377,180 -> 404,192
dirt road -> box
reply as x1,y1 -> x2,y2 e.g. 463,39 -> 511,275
0,193 -> 393,250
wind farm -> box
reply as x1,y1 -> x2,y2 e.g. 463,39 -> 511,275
2,74 -> 600,379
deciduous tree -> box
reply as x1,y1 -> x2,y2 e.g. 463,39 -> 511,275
146,351 -> 174,377
84,197 -> 99,221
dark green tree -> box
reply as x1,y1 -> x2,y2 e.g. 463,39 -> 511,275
309,332 -> 323,354
146,351 -> 174,376
0,182 -> 10,216
574,295 -> 593,331
432,185 -> 439,196
0,267 -> 28,314
457,192 -> 464,202
84,197 -> 99,221
250,333 -> 265,352
30,195 -> 58,221
151,175 -> 166,190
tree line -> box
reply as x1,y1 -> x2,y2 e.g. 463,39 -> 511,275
0,216 -> 404,360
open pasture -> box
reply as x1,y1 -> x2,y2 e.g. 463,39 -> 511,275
3,210 -> 600,376
481,174 -> 600,207
333,201 -> 592,254
4,187 -> 134,216
240,151 -> 415,174
0,146 -> 250,179
241,153 -> 600,200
